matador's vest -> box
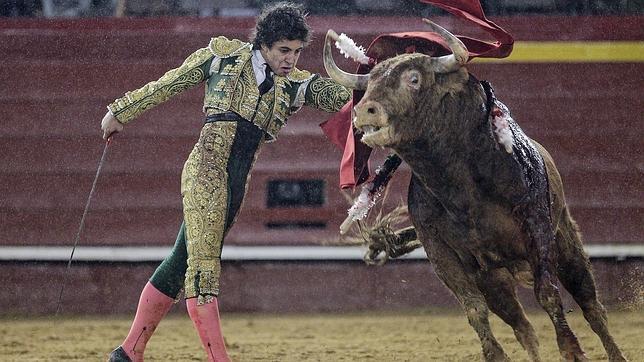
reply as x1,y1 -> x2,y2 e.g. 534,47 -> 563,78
108,36 -> 350,142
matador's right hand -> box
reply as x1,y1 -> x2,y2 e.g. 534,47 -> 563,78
101,111 -> 124,140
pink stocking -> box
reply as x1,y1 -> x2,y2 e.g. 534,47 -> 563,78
120,282 -> 174,361
186,297 -> 230,362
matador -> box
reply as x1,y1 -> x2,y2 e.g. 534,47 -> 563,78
102,3 -> 351,361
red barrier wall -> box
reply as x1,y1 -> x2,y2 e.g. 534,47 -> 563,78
1,15 -> 641,247
0,15 -> 642,314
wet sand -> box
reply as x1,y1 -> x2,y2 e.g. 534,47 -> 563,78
1,309 -> 641,361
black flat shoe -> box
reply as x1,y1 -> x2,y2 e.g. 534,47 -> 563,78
107,346 -> 132,362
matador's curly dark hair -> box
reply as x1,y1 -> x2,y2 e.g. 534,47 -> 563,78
250,2 -> 311,50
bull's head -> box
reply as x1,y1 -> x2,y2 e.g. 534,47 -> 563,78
324,19 -> 469,148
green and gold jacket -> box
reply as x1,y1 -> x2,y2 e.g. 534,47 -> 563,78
108,36 -> 351,142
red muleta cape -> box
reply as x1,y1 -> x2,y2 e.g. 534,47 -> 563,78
319,0 -> 514,189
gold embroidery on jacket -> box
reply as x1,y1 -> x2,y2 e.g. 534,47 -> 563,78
181,122 -> 236,303
208,36 -> 249,58
306,77 -> 352,113
287,68 -> 314,82
264,77 -> 290,137
107,35 -> 350,137
228,55 -> 259,115
206,54 -> 290,141
108,47 -> 211,124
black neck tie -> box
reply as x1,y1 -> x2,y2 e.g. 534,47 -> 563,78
258,64 -> 273,95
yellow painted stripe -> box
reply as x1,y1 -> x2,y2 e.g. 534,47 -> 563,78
473,41 -> 644,63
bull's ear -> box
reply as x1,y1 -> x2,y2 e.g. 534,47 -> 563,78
431,64 -> 470,93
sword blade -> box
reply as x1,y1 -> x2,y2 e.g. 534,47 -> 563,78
55,139 -> 111,315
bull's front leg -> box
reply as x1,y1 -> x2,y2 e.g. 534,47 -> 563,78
424,237 -> 510,362
521,199 -> 587,362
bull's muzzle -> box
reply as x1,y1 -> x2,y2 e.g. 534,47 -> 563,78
353,100 -> 393,147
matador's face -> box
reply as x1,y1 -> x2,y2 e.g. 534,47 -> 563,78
261,39 -> 304,76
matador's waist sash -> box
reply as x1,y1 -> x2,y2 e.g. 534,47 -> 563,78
204,111 -> 245,123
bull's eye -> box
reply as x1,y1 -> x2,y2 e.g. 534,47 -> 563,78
406,70 -> 421,90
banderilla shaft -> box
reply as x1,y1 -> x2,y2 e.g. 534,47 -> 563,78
55,138 -> 111,315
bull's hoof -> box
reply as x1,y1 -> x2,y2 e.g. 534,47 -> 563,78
483,351 -> 511,362
561,350 -> 588,362
107,346 -> 132,362
606,346 -> 628,362
609,356 -> 628,362
483,344 -> 511,362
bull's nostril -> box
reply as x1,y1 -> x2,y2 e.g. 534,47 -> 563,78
367,107 -> 376,114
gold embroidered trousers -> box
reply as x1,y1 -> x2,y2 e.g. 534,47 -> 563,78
180,120 -> 263,304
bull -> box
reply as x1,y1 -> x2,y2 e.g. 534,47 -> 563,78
324,19 -> 627,362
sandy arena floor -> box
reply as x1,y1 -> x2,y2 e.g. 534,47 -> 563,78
1,309 -> 642,361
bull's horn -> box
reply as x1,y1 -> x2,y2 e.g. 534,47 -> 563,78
323,29 -> 369,90
422,18 -> 469,73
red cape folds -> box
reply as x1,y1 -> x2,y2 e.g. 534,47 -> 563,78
319,0 -> 514,189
